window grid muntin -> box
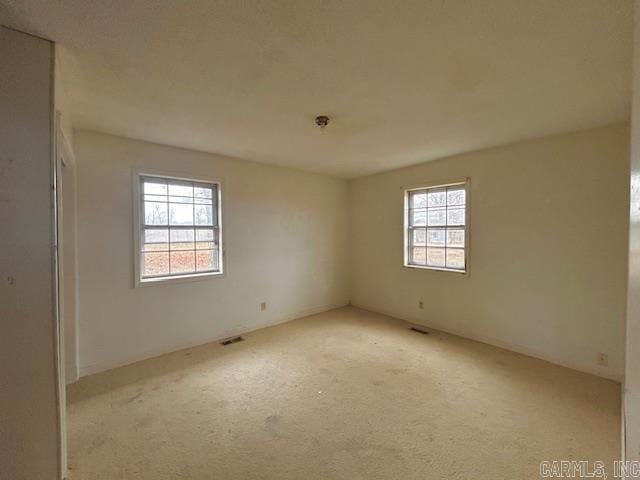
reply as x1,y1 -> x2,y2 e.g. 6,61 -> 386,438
139,175 -> 221,280
407,182 -> 467,271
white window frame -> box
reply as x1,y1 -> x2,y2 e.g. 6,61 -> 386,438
133,169 -> 224,287
403,178 -> 469,274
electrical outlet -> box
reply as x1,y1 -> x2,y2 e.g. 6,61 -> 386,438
597,353 -> 608,367
260,302 -> 267,312
418,300 -> 424,309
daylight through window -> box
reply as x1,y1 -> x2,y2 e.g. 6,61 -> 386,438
405,181 -> 467,272
138,175 -> 222,281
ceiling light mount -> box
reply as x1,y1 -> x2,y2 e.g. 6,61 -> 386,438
315,115 -> 330,133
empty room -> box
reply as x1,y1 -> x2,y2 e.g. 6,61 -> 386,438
4,1 -> 640,479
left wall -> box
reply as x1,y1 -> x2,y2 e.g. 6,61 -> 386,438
0,27 -> 60,479
75,131 -> 350,375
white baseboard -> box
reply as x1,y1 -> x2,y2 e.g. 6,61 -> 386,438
352,303 -> 623,383
78,302 -> 347,378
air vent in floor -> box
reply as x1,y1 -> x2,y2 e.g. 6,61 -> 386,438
410,327 -> 430,335
221,336 -> 244,346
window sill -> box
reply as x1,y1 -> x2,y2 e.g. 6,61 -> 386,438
136,270 -> 224,287
403,264 -> 467,275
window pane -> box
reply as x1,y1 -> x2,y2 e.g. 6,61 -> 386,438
446,228 -> 465,247
411,192 -> 426,209
427,189 -> 446,207
196,228 -> 216,249
169,195 -> 193,204
412,228 -> 426,246
170,251 -> 195,274
168,181 -> 193,197
143,180 -> 167,195
427,208 -> 446,226
144,193 -> 167,202
411,246 -> 426,265
405,183 -> 468,272
411,209 -> 427,226
170,228 -> 194,250
447,187 -> 465,206
196,249 -> 218,272
143,228 -> 168,251
194,185 -> 213,199
427,228 -> 445,246
195,204 -> 214,226
144,201 -> 168,225
427,247 -> 446,267
447,207 -> 465,226
446,248 -> 465,269
196,240 -> 215,250
142,252 -> 169,277
169,203 -> 194,225
140,176 -> 221,280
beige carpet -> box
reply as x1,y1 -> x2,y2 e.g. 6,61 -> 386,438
67,307 -> 620,479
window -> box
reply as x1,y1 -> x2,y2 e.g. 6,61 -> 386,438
404,180 -> 468,272
135,173 -> 223,283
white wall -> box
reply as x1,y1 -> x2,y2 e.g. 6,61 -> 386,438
75,131 -> 349,375
350,124 -> 629,381
0,27 -> 60,479
625,0 -> 640,461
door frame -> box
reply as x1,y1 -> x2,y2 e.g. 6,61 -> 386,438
54,110 -> 77,478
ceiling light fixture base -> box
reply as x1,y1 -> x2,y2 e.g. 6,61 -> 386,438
315,115 -> 330,133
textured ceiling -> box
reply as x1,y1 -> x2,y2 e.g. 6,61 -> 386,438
0,0 -> 633,178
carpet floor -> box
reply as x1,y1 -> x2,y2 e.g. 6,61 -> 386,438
67,307 -> 620,479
